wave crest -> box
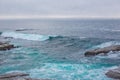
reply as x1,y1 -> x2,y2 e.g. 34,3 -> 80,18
0,31 -> 58,41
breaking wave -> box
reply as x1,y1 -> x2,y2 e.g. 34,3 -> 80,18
0,31 -> 58,41
93,41 -> 120,49
27,63 -> 111,80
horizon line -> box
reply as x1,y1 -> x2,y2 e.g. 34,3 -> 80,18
0,15 -> 120,19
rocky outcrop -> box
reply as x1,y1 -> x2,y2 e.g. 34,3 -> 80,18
0,72 -> 50,80
84,45 -> 120,56
0,42 -> 15,50
0,72 -> 29,79
105,67 -> 120,79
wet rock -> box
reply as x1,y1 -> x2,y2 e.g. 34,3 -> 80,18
0,72 -> 29,79
0,77 -> 26,80
105,67 -> 120,79
4,37 -> 13,39
15,29 -> 33,31
84,45 -> 120,56
0,72 -> 50,80
0,42 -> 15,50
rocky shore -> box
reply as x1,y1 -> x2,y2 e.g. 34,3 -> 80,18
0,72 -> 50,80
84,45 -> 120,79
84,45 -> 120,56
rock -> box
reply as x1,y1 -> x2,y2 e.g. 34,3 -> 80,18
0,72 -> 50,80
0,32 -> 2,35
15,29 -> 33,31
0,72 -> 29,79
0,42 -> 7,45
0,42 -> 15,50
0,77 -> 26,80
105,67 -> 120,79
84,45 -> 120,56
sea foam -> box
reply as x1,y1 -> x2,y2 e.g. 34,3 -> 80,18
1,31 -> 57,41
93,41 -> 120,49
27,63 -> 111,80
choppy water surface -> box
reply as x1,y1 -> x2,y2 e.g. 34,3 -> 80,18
0,19 -> 120,80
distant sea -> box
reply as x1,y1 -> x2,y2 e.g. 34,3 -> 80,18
0,19 -> 120,80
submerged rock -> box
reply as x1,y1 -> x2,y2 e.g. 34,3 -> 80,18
84,45 -> 120,56
105,67 -> 120,79
15,29 -> 33,31
0,42 -> 15,50
0,72 -> 50,80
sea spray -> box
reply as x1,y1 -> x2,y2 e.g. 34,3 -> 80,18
1,31 -> 57,41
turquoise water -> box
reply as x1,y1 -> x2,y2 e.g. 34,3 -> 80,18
0,46 -> 115,80
0,19 -> 120,80
0,32 -> 120,80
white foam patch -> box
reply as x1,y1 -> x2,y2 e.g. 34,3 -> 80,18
1,31 -> 56,41
103,29 -> 120,32
27,63 -> 111,80
107,51 -> 120,58
94,41 -> 120,49
97,51 -> 120,59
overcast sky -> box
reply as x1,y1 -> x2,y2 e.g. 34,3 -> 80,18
0,0 -> 120,18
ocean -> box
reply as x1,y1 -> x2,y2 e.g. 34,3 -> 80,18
0,19 -> 120,80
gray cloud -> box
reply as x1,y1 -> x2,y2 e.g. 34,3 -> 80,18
0,0 -> 120,18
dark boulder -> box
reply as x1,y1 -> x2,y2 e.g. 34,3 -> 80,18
84,45 -> 120,56
0,72 -> 50,80
0,72 -> 29,79
105,67 -> 120,79
0,42 -> 15,50
15,29 -> 33,31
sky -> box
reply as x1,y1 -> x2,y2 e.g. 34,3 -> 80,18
0,0 -> 120,19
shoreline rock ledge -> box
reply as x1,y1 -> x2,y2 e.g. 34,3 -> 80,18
105,67 -> 120,79
0,72 -> 50,80
0,42 -> 15,51
84,45 -> 120,56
